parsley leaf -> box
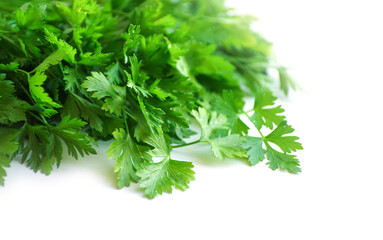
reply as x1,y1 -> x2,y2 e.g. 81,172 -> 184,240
136,132 -> 195,198
107,128 -> 149,188
44,28 -> 77,64
15,3 -> 46,30
265,121 -> 303,154
137,159 -> 195,199
210,135 -> 247,160
125,55 -> 151,97
0,77 -> 27,124
62,93 -> 104,132
52,116 -> 96,160
250,90 -> 285,130
242,137 -> 265,166
82,72 -> 127,115
266,145 -> 301,173
210,90 -> 249,135
0,128 -> 19,185
28,72 -> 62,108
191,107 -> 228,141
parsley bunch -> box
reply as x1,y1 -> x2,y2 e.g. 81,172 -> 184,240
0,0 -> 302,198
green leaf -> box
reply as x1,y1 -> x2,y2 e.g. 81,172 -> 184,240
106,62 -> 124,84
19,125 -> 51,173
78,52 -> 113,66
28,72 -> 62,108
107,128 -> 149,188
0,128 -> 19,155
0,128 -> 19,185
265,121 -> 303,153
137,158 -> 195,199
0,127 -> 19,184
131,1 -> 176,35
122,25 -> 142,61
63,66 -> 83,91
251,90 -> 285,129
40,156 -> 56,175
152,97 -> 189,129
0,62 -> 19,72
71,0 -> 99,26
148,79 -> 171,101
62,93 -> 104,132
138,95 -> 165,134
16,4 -> 46,30
0,96 -> 27,124
184,42 -> 235,77
82,72 -> 113,99
0,154 -> 11,186
143,131 -> 170,158
266,145 -> 301,174
34,50 -> 67,73
279,67 -> 297,95
191,107 -> 228,141
137,34 -> 171,77
194,55 -> 236,75
125,54 -> 151,97
242,137 -> 265,166
0,127 -> 20,183
52,116 -> 96,160
210,90 -> 249,135
209,135 -> 247,160
82,72 -> 126,115
0,76 -> 15,93
27,103 -> 58,118
166,160 -> 195,191
0,79 -> 27,124
44,28 -> 77,64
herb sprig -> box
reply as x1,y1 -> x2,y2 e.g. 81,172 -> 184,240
0,0 -> 302,198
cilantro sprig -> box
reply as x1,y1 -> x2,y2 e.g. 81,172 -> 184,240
0,0 -> 302,198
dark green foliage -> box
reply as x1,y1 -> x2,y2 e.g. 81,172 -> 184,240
0,0 -> 301,198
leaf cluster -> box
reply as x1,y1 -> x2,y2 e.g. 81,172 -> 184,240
0,0 -> 301,198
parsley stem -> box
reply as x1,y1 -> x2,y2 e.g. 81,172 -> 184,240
243,111 -> 265,139
15,69 -> 30,76
171,139 -> 201,149
27,111 -> 50,127
126,91 -> 140,109
17,80 -> 33,103
13,71 -> 34,104
122,111 -> 129,130
124,109 -> 137,121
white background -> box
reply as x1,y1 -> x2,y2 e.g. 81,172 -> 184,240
1,0 -> 383,239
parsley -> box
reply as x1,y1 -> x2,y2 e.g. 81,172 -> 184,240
0,0 -> 302,198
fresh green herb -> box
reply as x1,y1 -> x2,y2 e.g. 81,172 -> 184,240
0,0 -> 302,198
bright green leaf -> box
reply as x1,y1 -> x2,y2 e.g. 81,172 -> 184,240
265,121 -> 303,153
137,158 -> 195,199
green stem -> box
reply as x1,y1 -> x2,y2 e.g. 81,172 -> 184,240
13,71 -> 34,104
27,111 -> 50,127
243,111 -> 265,139
126,90 -> 140,109
122,111 -> 129,130
124,109 -> 137,121
15,69 -> 30,76
171,139 -> 201,149
16,80 -> 33,103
